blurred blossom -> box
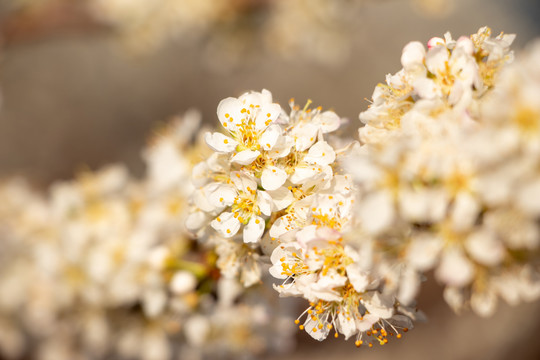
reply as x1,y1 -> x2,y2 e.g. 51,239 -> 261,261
3,0 -> 462,67
0,111 -> 295,360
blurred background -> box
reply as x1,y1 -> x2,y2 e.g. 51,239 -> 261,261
0,0 -> 539,359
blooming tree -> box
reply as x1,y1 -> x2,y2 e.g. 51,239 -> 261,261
1,26 -> 540,359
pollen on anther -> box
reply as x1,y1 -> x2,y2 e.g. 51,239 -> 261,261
226,229 -> 231,234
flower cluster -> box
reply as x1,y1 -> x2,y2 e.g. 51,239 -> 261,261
189,90 -> 342,282
0,112 -> 293,360
2,21 -> 540,359
347,27 -> 540,317
359,26 -> 515,145
190,89 -> 423,346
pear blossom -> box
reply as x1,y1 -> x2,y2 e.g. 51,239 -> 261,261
269,233 -> 420,346
359,27 -> 515,146
350,28 -> 540,319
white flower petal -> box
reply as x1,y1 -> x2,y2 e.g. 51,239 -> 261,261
471,290 -> 497,317
260,124 -> 282,151
465,229 -> 504,266
356,313 -> 380,332
413,78 -> 438,99
185,211 -> 209,232
358,191 -> 395,235
427,37 -> 445,49
230,171 -> 257,193
397,267 -> 420,306
269,216 -> 293,239
170,271 -> 197,295
231,150 -> 260,165
296,225 -> 318,248
451,192 -> 480,231
257,190 -> 273,216
255,103 -> 282,130
293,123 -> 318,151
290,166 -> 320,184
208,184 -> 236,208
436,248 -> 474,287
314,111 -> 340,133
362,292 -> 395,319
243,216 -> 265,244
303,317 -> 330,341
337,312 -> 357,340
204,132 -> 238,153
211,212 -> 241,238
401,41 -> 426,71
266,187 -> 294,210
517,179 -> 540,216
425,45 -> 449,74
261,166 -> 288,190
193,187 -> 215,212
217,97 -> 242,128
267,135 -> 294,159
304,141 -> 336,166
406,234 -> 442,271
346,264 -> 370,293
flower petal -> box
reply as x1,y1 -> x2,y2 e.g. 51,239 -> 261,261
304,141 -> 336,166
358,191 -> 395,235
243,216 -> 265,244
204,132 -> 238,153
362,292 -> 394,319
346,263 -> 370,293
293,123 -> 318,151
436,248 -> 474,287
401,41 -> 426,71
255,103 -> 282,130
260,124 -> 282,150
211,212 -> 241,238
231,150 -> 260,165
314,111 -> 340,133
261,166 -> 287,190
217,97 -> 242,128
208,184 -> 236,208
230,171 -> 257,194
257,190 -> 273,216
266,187 -> 294,210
